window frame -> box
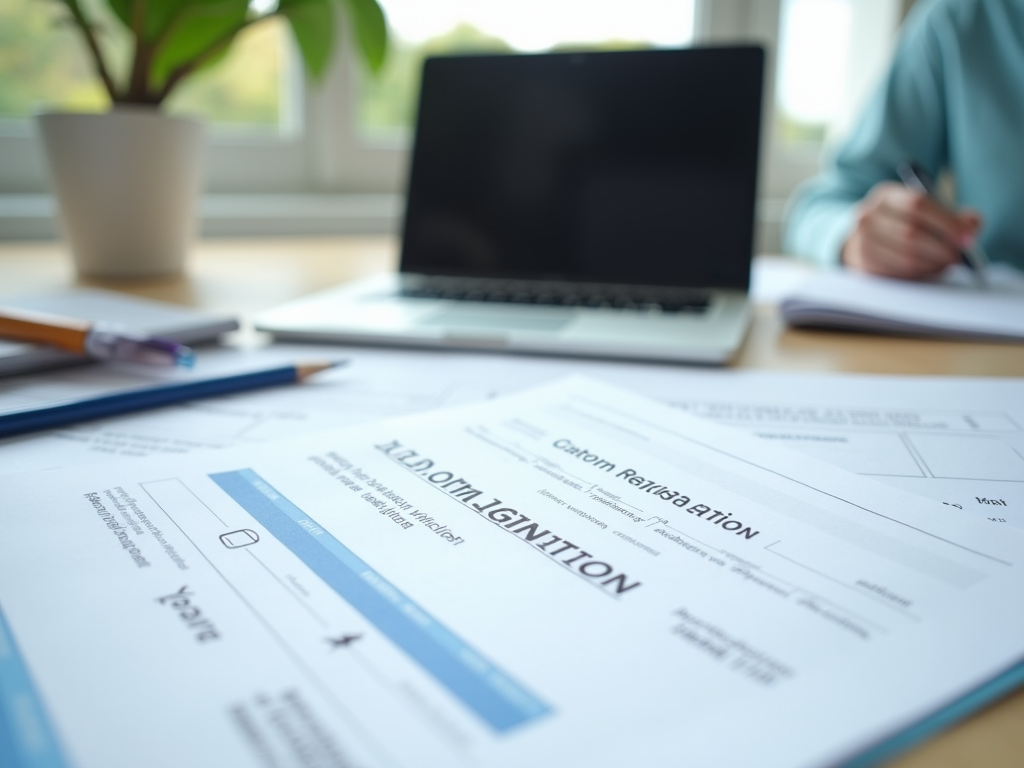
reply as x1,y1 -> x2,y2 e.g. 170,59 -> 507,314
0,12 -> 404,197
696,0 -> 902,252
0,0 -> 902,248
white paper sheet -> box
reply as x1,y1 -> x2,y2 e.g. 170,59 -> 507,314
2,376 -> 1023,768
3,346 -> 1022,531
780,263 -> 1024,339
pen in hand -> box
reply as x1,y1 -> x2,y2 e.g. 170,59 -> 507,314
895,161 -> 990,287
0,306 -> 196,368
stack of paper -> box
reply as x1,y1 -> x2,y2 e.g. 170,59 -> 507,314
1,375 -> 1023,768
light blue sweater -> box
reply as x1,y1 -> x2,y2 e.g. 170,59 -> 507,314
784,0 -> 1024,269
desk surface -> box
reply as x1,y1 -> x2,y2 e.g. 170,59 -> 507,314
5,236 -> 1024,377
3,236 -> 1024,768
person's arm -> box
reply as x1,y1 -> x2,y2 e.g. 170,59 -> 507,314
784,0 -> 979,277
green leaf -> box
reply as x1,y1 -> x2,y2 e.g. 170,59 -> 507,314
105,0 -> 194,43
148,0 -> 249,89
279,0 -> 334,81
340,0 -> 386,73
104,0 -> 133,30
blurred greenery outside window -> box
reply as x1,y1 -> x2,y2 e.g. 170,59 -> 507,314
0,0 -> 286,133
359,0 -> 696,138
774,0 -> 851,147
774,0 -> 902,151
0,0 -> 694,138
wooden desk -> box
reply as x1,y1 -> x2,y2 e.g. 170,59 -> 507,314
5,237 -> 1023,377
3,237 -> 1024,767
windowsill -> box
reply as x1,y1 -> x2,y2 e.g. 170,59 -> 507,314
0,193 -> 404,240
1,192 -> 790,252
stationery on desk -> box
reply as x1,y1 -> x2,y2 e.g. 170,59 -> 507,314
2,320 -> 1023,768
2,347 -> 1023,534
780,263 -> 1024,340
0,289 -> 348,440
779,163 -> 1023,341
0,358 -> 343,438
0,305 -> 197,368
0,287 -> 238,377
0,376 -> 1022,768
896,160 -> 990,286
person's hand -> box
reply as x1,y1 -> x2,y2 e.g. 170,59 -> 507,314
841,181 -> 981,279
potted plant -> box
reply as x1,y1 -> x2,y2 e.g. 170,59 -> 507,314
39,0 -> 387,278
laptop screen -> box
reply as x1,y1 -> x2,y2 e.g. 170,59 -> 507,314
400,47 -> 764,291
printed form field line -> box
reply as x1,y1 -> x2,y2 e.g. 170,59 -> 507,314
898,433 -> 931,478
645,520 -> 898,630
208,469 -> 552,733
141,476 -> 229,525
137,478 -> 399,768
763,543 -> 919,623
568,397 -> 1012,570
244,548 -> 331,629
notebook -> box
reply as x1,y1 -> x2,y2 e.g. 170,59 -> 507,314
781,264 -> 1024,340
258,47 -> 765,364
0,287 -> 239,377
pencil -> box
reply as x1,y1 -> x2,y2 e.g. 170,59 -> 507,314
0,306 -> 195,367
0,361 -> 344,439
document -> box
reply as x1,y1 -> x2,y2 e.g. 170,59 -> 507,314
780,263 -> 1024,340
660,371 -> 1024,529
1,377 -> 1023,768
3,347 -> 1022,530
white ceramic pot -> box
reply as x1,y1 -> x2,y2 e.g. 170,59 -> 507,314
38,107 -> 204,278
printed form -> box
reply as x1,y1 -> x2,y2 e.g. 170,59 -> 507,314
3,347 -> 1022,530
1,377 -> 1023,768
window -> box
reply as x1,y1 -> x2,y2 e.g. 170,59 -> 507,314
776,0 -> 854,146
762,0 -> 902,251
776,0 -> 903,150
358,0 -> 695,137
0,0 -> 290,132
0,0 -> 110,119
695,0 -> 902,251
0,0 -> 903,247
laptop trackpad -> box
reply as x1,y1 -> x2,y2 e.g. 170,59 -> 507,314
421,306 -> 572,332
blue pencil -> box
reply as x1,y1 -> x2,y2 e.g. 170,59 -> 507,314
0,361 -> 343,439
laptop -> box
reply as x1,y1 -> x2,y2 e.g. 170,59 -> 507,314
257,46 -> 765,364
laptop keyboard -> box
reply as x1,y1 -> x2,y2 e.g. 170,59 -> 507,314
400,278 -> 710,314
